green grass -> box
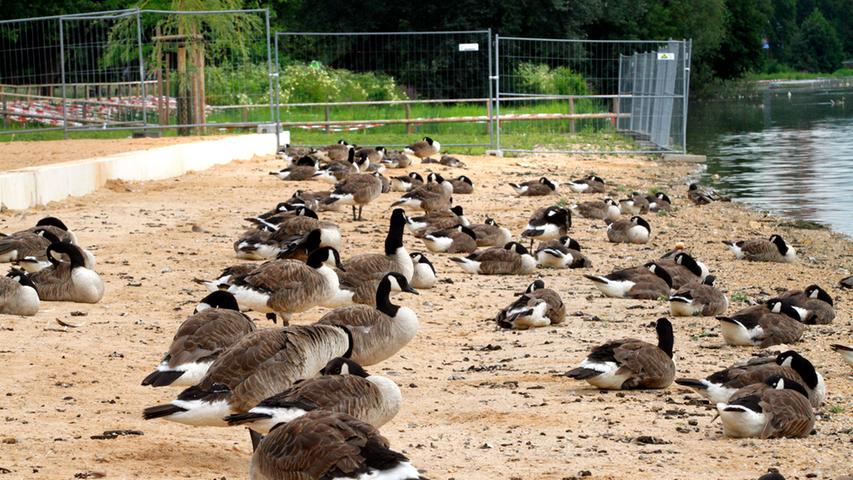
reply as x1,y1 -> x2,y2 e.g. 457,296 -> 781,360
746,68 -> 853,81
730,292 -> 749,303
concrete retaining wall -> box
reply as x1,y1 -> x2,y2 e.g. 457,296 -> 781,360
0,133 -> 278,210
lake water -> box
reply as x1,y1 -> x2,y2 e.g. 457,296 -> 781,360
687,83 -> 853,236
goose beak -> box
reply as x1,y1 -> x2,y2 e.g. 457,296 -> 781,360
336,264 -> 346,272
403,284 -> 419,295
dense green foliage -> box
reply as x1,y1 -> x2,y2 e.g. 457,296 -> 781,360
278,63 -> 407,104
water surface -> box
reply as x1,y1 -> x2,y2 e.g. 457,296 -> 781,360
687,84 -> 853,236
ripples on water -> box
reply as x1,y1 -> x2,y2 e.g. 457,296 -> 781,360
688,86 -> 853,236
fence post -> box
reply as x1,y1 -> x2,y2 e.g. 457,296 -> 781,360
486,27 -> 494,149
404,103 -> 412,134
59,17 -> 68,139
135,8 -> 147,132
324,106 -> 331,133
274,32 -> 281,151
264,8 -> 275,143
1,87 -> 6,129
569,97 -> 576,134
494,34 -> 501,153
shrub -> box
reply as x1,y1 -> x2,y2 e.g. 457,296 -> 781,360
516,63 -> 591,96
278,62 -> 408,104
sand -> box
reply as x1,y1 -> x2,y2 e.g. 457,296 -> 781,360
0,146 -> 851,480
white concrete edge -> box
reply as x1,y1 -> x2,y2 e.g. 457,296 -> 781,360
0,133 -> 282,210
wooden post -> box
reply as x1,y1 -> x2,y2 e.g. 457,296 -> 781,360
485,99 -> 492,135
1,86 -> 7,129
177,44 -> 190,135
405,103 -> 412,134
569,97 -> 576,134
242,106 -> 249,123
324,106 -> 331,133
613,97 -> 620,130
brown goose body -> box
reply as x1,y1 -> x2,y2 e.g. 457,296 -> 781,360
0,221 -> 74,263
391,184 -> 451,213
421,225 -> 477,253
606,216 -> 651,244
619,193 -> 650,215
718,377 -> 815,439
318,143 -> 352,162
248,411 -> 420,480
341,210 -> 413,282
535,244 -> 592,269
404,136 -> 440,159
718,303 -> 805,347
450,243 -> 537,275
509,177 -> 557,196
779,286 -> 835,324
406,208 -> 467,238
269,163 -> 318,181
331,269 -> 388,307
449,176 -> 474,194
325,173 -> 384,221
567,318 -> 675,389
0,270 -> 40,316
571,199 -> 621,220
468,220 -> 512,247
724,235 -> 796,263
142,324 -> 353,425
568,176 -> 606,193
234,228 -> 279,260
584,263 -> 673,300
669,279 -> 728,316
194,263 -> 260,292
495,280 -> 565,329
30,243 -> 104,303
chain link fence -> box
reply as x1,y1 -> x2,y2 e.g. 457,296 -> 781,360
2,11 -> 690,155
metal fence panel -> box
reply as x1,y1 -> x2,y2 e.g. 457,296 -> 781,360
274,30 -> 492,149
495,37 -> 690,154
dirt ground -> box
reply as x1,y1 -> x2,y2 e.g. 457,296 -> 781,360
0,136 -> 223,171
0,144 -> 851,480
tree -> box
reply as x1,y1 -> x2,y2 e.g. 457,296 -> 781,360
711,0 -> 772,79
791,8 -> 844,72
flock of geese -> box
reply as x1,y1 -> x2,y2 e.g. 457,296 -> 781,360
1,136 -> 852,479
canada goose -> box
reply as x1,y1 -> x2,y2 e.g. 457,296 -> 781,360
779,284 -> 835,324
30,242 -> 104,303
716,376 -> 814,439
142,324 -> 354,428
227,247 -> 344,325
676,350 -> 825,407
355,146 -> 386,164
495,279 -> 565,329
233,228 -> 278,261
583,262 -> 673,299
840,276 -> 853,289
316,272 -> 418,366
269,156 -> 318,181
317,139 -> 353,162
758,471 -> 786,480
327,269 -> 393,308
606,215 -> 651,244
567,175 -> 605,193
723,235 -> 796,262
450,242 -> 537,275
508,176 -> 558,196
566,317 -> 675,389
276,144 -> 312,163
0,216 -> 77,263
570,198 -> 621,221
688,183 -> 728,205
830,344 -> 853,367
390,182 -> 452,213
669,275 -> 728,316
449,175 -> 474,194
535,237 -> 592,269
410,253 -> 436,289
324,172 -> 384,221
521,206 -> 571,249
717,299 -> 805,347
248,410 -> 423,480
257,200 -> 304,219
0,268 -> 39,316
656,251 -> 710,289
275,228 -> 336,263
141,291 -> 255,388
382,150 -> 413,169
467,217 -> 512,247
225,357 -> 401,435
647,192 -> 672,212
406,206 -> 468,237
286,190 -> 333,212
424,172 -> 454,196
618,192 -> 650,215
314,149 -> 361,183
421,225 -> 478,254
342,209 -> 414,282
194,263 -> 259,293
439,154 -> 466,167
404,136 -> 440,160
389,172 -> 424,192
14,228 -> 96,273
239,209 -> 341,260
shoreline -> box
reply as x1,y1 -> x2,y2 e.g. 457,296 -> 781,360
1,149 -> 851,479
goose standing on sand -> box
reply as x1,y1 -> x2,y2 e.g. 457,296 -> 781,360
324,172 -> 384,221
0,268 -> 40,316
141,291 -> 256,388
675,350 -> 825,407
568,175 -> 606,193
342,209 -> 413,282
716,376 -> 815,439
535,236 -> 592,269
509,177 -> 558,196
717,298 -> 805,347
831,344 -> 853,367
30,242 -> 104,303
521,206 -> 571,249
571,198 -> 621,221
409,252 -> 436,289
450,242 -> 536,275
468,217 -> 512,247
227,247 -> 344,325
316,272 -> 419,366
779,284 -> 835,324
142,324 -> 354,429
584,263 -> 673,300
724,235 -> 796,263
421,225 -> 478,254
606,215 -> 651,244
225,357 -> 401,434
495,279 -> 565,329
566,318 -> 675,389
669,275 -> 728,316
248,410 -> 424,480
404,136 -> 440,161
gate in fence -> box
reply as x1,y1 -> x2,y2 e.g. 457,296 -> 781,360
1,8 -> 274,138
274,30 -> 493,149
494,37 -> 691,154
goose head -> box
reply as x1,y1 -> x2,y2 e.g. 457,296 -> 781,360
539,177 -> 557,191
655,192 -> 672,203
673,252 -> 703,278
456,175 -> 473,185
775,351 -> 819,389
410,252 -> 435,274
307,247 -> 344,271
655,317 -> 674,358
35,216 -> 70,231
545,206 -> 571,229
6,267 -> 36,290
702,275 -> 717,287
631,216 -> 651,231
525,279 -> 545,293
320,357 -> 370,377
46,241 -> 86,268
194,291 -> 240,314
559,235 -> 581,251
504,241 -> 531,256
423,136 -> 434,145
804,284 -> 832,305
764,375 -> 809,398
645,262 -> 673,288
485,217 -> 498,226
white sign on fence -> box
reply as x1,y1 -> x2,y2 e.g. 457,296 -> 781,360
657,52 -> 675,60
458,43 -> 479,52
